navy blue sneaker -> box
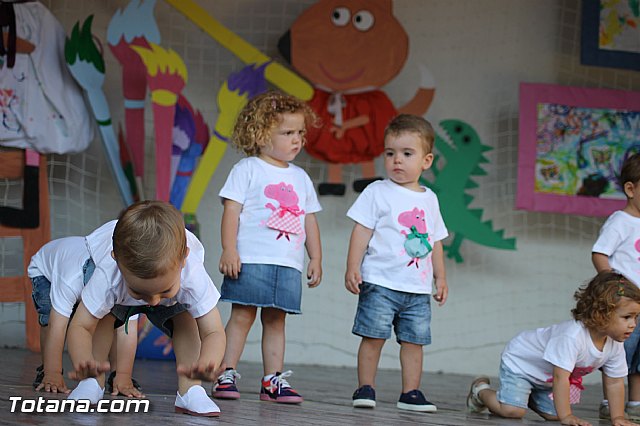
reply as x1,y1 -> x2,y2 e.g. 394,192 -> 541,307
352,385 -> 376,408
397,389 -> 437,412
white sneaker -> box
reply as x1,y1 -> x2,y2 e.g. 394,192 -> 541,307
68,378 -> 104,405
175,385 -> 221,417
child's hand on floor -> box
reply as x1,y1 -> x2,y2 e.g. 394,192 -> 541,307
111,373 -> 145,398
37,371 -> 70,394
612,417 -> 640,426
68,360 -> 110,381
560,413 -> 591,426
176,361 -> 223,382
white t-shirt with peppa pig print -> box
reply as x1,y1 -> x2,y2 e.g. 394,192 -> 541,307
347,179 -> 448,294
219,157 -> 322,272
592,210 -> 640,286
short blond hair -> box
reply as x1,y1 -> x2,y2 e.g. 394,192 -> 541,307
384,114 -> 435,154
231,90 -> 320,157
112,201 -> 188,279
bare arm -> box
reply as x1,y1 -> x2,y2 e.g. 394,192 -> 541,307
345,223 -> 374,295
39,309 -> 70,393
552,366 -> 591,426
176,307 -> 226,382
431,241 -> 448,306
112,320 -> 144,397
592,252 -> 612,273
219,199 -> 242,279
67,302 -> 110,380
603,374 -> 637,426
304,213 -> 322,287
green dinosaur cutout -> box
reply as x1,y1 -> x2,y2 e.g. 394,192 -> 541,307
420,119 -> 516,263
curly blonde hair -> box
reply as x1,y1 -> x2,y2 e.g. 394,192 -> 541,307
112,200 -> 188,279
572,270 -> 640,331
231,90 -> 320,157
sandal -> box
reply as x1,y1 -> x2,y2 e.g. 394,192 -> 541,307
466,376 -> 491,413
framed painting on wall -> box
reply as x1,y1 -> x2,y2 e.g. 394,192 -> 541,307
516,82 -> 640,216
581,0 -> 640,71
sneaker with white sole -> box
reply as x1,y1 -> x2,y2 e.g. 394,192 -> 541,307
397,389 -> 437,412
212,368 -> 241,400
599,401 -> 610,419
175,385 -> 220,417
352,385 -> 376,408
260,370 -> 303,404
67,378 -> 104,405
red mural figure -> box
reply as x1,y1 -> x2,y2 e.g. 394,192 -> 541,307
279,0 -> 435,195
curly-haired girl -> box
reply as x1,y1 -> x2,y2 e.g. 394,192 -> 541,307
467,271 -> 640,426
213,90 -> 322,404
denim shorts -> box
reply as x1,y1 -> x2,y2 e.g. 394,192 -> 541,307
111,303 -> 188,338
496,361 -> 556,416
352,282 -> 431,345
31,258 -> 95,326
220,263 -> 302,314
625,322 -> 640,374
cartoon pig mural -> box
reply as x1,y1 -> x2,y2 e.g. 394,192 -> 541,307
279,0 -> 435,195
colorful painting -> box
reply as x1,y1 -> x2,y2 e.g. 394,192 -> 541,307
516,83 -> 640,216
581,0 -> 640,71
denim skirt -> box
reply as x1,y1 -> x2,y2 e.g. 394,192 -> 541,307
220,263 -> 302,314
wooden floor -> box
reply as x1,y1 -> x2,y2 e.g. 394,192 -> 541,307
0,347 -> 615,425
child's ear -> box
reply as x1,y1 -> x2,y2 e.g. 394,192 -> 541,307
624,181 -> 635,198
422,153 -> 434,170
111,250 -> 116,260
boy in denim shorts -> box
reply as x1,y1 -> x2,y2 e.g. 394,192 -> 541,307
28,236 -> 140,396
345,114 -> 448,412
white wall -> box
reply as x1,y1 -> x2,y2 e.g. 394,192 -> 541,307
2,0 -> 639,384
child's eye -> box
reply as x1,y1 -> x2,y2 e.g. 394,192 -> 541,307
385,151 -> 393,157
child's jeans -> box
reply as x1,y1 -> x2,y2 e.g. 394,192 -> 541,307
351,282 -> 431,345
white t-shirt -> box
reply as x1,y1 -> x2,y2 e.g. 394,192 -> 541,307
27,236 -> 88,318
81,220 -> 220,319
219,157 -> 322,272
592,210 -> 640,286
502,320 -> 627,386
346,179 -> 448,294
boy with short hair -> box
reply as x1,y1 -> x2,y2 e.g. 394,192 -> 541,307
345,114 -> 448,412
67,200 -> 226,417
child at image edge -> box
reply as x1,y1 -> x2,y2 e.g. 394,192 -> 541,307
28,236 -> 141,397
467,271 -> 640,426
66,200 -> 226,417
213,90 -> 322,403
593,152 -> 640,421
345,114 -> 448,412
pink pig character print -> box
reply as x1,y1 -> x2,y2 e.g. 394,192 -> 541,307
398,207 -> 432,268
264,182 -> 305,241
546,366 -> 593,404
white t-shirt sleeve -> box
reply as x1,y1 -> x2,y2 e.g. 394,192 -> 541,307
430,195 -> 448,242
592,215 -> 622,256
79,267 -> 116,319
346,187 -> 377,230
303,173 -> 322,214
601,342 -> 628,378
50,273 -> 83,318
219,160 -> 250,205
